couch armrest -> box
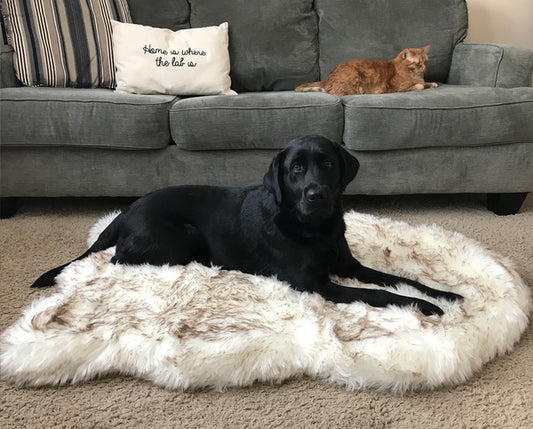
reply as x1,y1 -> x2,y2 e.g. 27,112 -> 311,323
447,42 -> 533,88
0,43 -> 21,88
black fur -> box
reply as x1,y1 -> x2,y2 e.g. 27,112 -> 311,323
32,136 -> 461,315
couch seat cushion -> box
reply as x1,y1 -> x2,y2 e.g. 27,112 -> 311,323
342,85 -> 533,151
169,92 -> 343,150
0,87 -> 175,149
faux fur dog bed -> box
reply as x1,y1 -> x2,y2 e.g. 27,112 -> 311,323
1,211 -> 530,393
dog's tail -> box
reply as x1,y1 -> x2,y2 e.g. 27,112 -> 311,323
30,213 -> 124,288
294,81 -> 326,93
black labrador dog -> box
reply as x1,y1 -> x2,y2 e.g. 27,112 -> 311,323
32,135 -> 460,315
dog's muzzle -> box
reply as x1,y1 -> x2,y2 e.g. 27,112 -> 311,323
297,185 -> 333,222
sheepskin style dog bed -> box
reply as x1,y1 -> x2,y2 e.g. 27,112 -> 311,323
1,211 -> 530,393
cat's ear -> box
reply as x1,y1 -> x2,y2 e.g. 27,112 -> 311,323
402,49 -> 414,61
422,45 -> 430,53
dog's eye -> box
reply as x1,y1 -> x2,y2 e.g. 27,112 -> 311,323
323,160 -> 333,169
291,162 -> 303,173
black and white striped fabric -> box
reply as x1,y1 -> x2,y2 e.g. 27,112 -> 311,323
1,0 -> 131,88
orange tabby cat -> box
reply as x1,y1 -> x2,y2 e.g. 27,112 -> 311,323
295,45 -> 437,96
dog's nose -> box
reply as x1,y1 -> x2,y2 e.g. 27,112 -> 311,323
304,186 -> 325,203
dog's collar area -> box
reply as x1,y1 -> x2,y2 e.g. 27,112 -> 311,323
275,205 -> 344,241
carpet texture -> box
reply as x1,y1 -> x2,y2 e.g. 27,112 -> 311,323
1,194 -> 532,428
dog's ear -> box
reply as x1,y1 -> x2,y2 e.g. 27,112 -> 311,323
336,143 -> 359,190
263,150 -> 284,203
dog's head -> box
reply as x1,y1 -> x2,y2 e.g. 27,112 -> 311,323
264,136 -> 359,224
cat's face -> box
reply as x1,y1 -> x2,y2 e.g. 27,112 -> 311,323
401,46 -> 430,75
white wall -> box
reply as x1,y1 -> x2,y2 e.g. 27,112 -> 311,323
466,0 -> 533,49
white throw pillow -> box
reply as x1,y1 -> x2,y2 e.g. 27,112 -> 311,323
111,21 -> 236,95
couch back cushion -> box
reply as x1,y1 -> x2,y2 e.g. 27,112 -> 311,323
127,0 -> 189,30
315,0 -> 468,83
189,0 -> 319,92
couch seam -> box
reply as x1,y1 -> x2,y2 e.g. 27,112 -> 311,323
461,42 -> 507,50
345,140 -> 533,152
1,98 -> 342,109
0,98 -> 176,106
0,143 -> 169,150
494,47 -> 505,87
312,0 -> 321,80
170,103 -> 343,112
343,100 -> 533,111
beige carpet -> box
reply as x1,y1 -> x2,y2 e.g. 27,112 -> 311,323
1,194 -> 532,428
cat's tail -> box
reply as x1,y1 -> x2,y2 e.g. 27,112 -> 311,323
294,81 -> 326,93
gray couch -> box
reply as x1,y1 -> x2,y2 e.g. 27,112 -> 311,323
1,0 -> 533,217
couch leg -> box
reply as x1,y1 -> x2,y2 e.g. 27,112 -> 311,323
486,193 -> 528,215
0,197 -> 19,218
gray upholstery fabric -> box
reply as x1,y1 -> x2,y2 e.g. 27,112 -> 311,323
314,0 -> 468,83
0,146 -> 279,196
345,143 -> 533,194
0,44 -> 19,88
170,92 -> 343,150
497,46 -> 533,88
189,0 -> 319,92
126,0 -> 190,30
0,87 -> 175,149
448,43 -> 533,88
2,143 -> 531,197
342,85 -> 533,151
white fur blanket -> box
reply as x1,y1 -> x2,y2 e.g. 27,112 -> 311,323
1,211 -> 530,393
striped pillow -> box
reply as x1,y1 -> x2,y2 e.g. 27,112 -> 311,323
1,0 -> 132,88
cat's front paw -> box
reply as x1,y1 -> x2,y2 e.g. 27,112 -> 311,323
426,82 -> 438,88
